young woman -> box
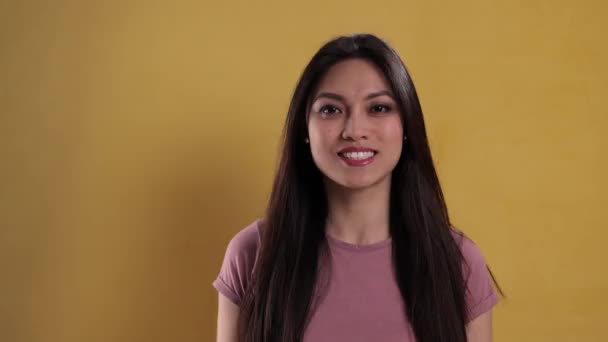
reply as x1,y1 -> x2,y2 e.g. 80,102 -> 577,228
213,33 -> 501,342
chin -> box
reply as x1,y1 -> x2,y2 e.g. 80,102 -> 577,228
328,174 -> 389,191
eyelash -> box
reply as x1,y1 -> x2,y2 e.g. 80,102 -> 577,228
319,105 -> 341,115
371,104 -> 391,113
318,104 -> 392,115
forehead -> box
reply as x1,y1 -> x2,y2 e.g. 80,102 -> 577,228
314,58 -> 391,97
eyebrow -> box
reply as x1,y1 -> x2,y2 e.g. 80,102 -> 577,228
313,90 -> 395,103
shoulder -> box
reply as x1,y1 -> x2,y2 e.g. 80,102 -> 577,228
213,219 -> 263,305
224,219 -> 263,260
450,227 -> 500,322
450,228 -> 488,275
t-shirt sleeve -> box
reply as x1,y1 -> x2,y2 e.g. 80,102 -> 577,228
213,220 -> 261,306
459,234 -> 500,323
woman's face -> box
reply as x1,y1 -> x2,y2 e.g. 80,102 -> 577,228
307,58 -> 404,190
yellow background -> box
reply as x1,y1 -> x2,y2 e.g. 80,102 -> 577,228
1,1 -> 606,341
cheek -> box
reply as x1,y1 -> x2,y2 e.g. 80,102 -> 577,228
308,120 -> 339,150
307,122 -> 326,163
378,119 -> 404,163
380,117 -> 404,143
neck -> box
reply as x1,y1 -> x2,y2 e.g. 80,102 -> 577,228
324,176 -> 391,245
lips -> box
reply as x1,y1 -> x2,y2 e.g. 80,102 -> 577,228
338,146 -> 377,154
337,147 -> 377,167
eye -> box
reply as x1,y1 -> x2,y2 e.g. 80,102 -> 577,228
319,105 -> 342,116
371,104 -> 391,113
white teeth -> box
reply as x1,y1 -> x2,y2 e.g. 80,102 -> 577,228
341,151 -> 375,160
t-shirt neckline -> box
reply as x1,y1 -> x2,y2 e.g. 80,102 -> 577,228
325,233 -> 392,252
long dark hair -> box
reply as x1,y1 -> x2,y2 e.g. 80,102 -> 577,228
239,33 -> 498,342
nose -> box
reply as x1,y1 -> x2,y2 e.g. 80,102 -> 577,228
341,110 -> 368,141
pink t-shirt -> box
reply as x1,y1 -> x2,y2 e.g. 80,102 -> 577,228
213,219 -> 499,342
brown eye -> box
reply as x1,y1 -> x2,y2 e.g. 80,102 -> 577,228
371,104 -> 391,113
319,105 -> 341,115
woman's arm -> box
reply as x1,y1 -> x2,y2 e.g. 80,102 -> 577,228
466,310 -> 493,342
217,293 -> 240,342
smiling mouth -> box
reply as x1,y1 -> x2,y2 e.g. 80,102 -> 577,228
337,151 -> 377,160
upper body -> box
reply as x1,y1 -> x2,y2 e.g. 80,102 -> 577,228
215,33 -> 499,342
214,220 -> 499,342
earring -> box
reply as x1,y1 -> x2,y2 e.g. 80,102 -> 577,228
305,138 -> 310,144
403,135 -> 407,140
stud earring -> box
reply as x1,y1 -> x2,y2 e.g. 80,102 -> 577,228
305,138 -> 310,144
403,135 -> 407,140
